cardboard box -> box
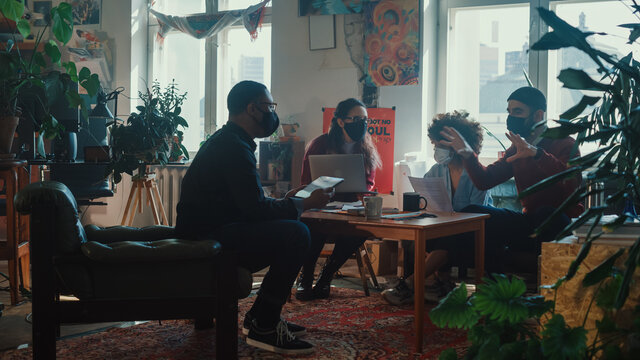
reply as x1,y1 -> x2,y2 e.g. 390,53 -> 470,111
365,239 -> 398,276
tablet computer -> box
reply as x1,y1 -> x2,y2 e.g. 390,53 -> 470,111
294,176 -> 344,198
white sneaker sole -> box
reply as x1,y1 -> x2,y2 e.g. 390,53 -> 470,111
245,338 -> 314,355
242,326 -> 306,337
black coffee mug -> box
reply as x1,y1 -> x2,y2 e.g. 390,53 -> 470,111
403,192 -> 427,212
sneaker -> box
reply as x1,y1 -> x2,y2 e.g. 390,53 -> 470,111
246,319 -> 314,355
424,278 -> 457,303
381,279 -> 414,306
242,313 -> 306,336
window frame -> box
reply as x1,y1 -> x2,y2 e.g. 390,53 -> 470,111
146,0 -> 272,152
436,0 -> 620,161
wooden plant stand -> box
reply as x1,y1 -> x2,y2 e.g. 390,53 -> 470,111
120,173 -> 169,226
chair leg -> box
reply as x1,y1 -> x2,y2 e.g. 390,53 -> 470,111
354,251 -> 370,296
216,253 -> 238,360
360,245 -> 380,289
20,253 -> 30,291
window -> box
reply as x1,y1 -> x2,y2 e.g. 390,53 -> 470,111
216,25 -> 272,129
446,4 -> 530,157
151,33 -> 206,154
439,0 -> 630,158
148,0 -> 271,152
547,0 -> 637,154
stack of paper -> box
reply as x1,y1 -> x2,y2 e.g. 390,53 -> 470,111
408,176 -> 453,212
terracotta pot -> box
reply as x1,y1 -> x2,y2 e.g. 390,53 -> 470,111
0,115 -> 19,154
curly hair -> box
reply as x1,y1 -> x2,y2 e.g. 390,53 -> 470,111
327,98 -> 382,173
427,110 -> 483,154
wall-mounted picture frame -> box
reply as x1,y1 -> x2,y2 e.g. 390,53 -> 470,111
309,15 -> 335,51
70,0 -> 101,26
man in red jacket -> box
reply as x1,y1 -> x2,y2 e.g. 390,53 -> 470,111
438,86 -> 584,275
384,87 -> 585,306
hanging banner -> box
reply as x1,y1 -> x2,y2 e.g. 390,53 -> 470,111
364,0 -> 420,86
323,107 -> 395,194
149,0 -> 269,42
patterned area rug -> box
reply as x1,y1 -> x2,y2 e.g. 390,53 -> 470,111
1,288 -> 468,359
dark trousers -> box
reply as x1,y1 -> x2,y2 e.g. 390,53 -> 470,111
301,233 -> 366,279
403,204 -> 570,276
213,220 -> 311,326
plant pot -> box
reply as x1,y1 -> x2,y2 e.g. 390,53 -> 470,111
0,115 -> 20,156
281,123 -> 299,137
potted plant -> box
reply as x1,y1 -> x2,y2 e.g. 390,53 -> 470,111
0,1 -> 100,157
108,80 -> 189,183
430,5 -> 640,359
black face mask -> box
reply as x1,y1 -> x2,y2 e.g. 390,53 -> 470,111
256,108 -> 280,137
506,114 -> 533,137
343,120 -> 367,142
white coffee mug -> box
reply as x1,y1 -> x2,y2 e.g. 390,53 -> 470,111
364,196 -> 383,220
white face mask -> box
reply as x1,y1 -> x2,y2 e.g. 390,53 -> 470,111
434,147 -> 453,164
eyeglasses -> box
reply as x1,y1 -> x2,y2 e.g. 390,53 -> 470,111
257,102 -> 278,111
343,116 -> 370,124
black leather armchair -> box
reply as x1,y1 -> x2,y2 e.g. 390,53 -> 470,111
15,181 -> 252,359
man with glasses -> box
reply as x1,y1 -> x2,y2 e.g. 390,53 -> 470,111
176,80 -> 333,355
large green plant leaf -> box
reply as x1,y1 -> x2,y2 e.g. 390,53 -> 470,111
619,23 -> 640,43
16,18 -> 30,38
44,40 -> 61,65
518,167 -> 582,199
541,314 -> 587,360
438,348 -> 458,360
583,248 -> 625,287
474,275 -> 528,324
429,283 -> 479,329
51,3 -> 73,44
543,118 -> 594,139
558,69 -> 611,91
597,273 -> 623,310
531,31 -> 571,50
0,0 -> 25,21
560,95 -> 601,120
614,238 -> 640,309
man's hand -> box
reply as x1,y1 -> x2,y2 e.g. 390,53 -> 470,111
505,131 -> 538,163
438,126 -> 475,159
303,187 -> 334,210
284,185 -> 306,199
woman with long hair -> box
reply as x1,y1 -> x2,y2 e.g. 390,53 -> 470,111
297,98 -> 382,300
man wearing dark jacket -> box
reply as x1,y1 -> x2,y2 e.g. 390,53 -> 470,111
176,80 -> 332,355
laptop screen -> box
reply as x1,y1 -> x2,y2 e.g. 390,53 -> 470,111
308,154 -> 368,193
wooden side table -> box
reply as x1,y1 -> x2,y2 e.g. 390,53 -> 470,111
0,159 -> 30,305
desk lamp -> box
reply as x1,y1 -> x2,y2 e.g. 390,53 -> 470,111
85,88 -> 124,161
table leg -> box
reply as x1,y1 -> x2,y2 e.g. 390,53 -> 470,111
474,220 -> 485,284
413,230 -> 425,353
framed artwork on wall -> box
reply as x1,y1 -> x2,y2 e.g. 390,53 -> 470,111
309,15 -> 335,51
70,0 -> 101,26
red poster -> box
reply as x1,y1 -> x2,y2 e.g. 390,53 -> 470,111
322,107 -> 395,194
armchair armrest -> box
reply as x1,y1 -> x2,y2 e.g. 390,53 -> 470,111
81,239 -> 222,263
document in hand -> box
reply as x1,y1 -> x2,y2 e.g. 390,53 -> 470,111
408,176 -> 453,212
295,176 -> 344,198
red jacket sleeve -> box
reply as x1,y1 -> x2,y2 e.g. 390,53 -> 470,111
300,135 -> 328,186
463,149 -> 515,191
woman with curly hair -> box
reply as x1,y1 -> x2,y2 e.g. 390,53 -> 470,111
383,110 -> 492,306
296,98 -> 382,301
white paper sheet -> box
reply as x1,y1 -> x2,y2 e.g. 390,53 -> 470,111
408,176 -> 453,212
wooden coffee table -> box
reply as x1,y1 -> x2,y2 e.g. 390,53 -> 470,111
301,211 -> 488,353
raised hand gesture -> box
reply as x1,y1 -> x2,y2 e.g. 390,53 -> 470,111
505,131 -> 538,163
438,126 -> 475,159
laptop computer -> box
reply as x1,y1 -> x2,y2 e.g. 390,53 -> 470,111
309,154 -> 369,193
